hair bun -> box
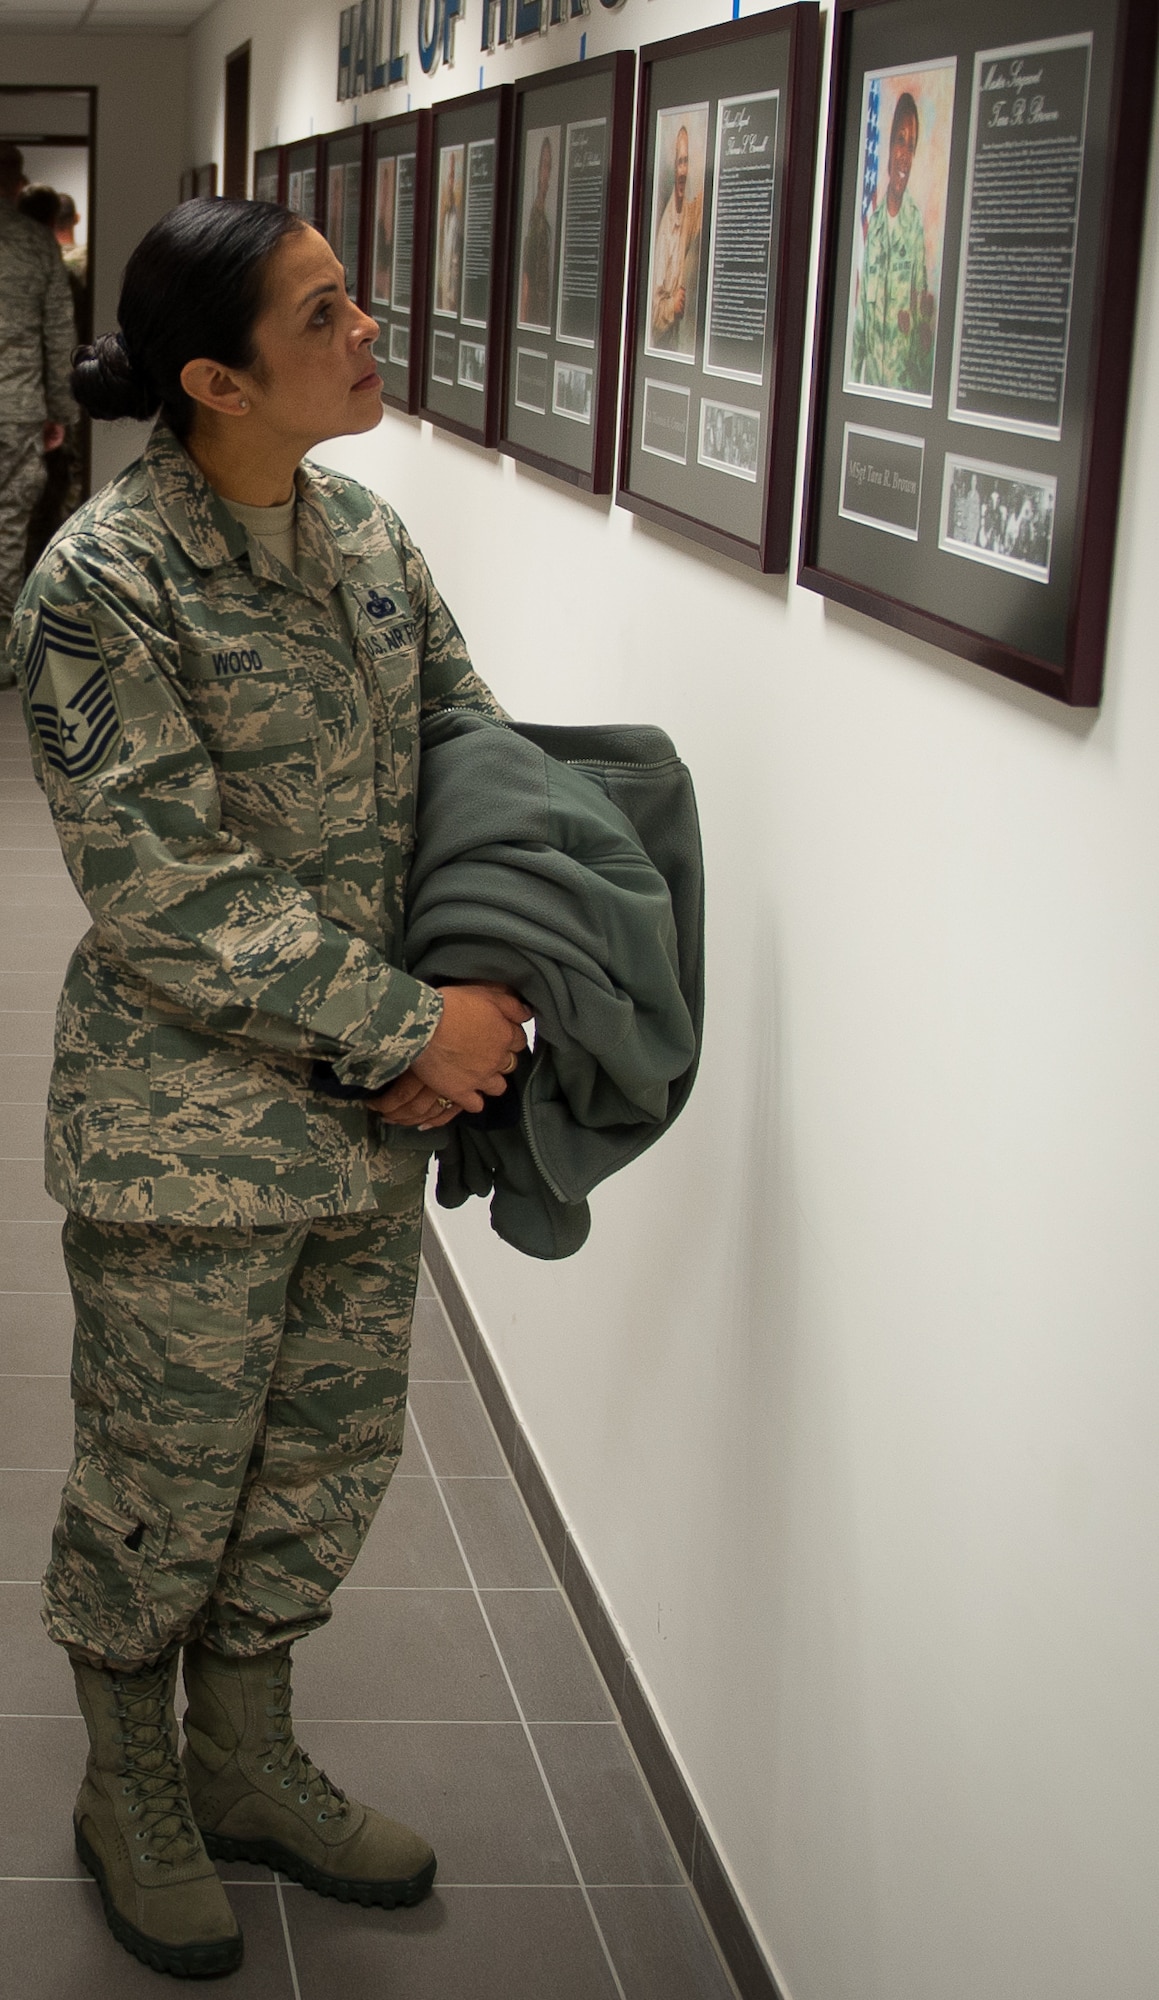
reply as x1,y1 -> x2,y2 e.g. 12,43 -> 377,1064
71,331 -> 159,423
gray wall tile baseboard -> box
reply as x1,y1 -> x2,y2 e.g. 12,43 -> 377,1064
422,1221 -> 784,2000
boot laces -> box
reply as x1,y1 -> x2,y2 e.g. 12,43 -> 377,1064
113,1671 -> 201,1866
261,1651 -> 350,1823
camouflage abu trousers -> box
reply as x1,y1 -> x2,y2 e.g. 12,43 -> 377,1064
43,1174 -> 426,1669
0,423 -> 46,623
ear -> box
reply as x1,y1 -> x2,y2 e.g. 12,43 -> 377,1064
180,357 -> 251,419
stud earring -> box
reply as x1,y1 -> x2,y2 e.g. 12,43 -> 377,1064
239,398 -> 248,410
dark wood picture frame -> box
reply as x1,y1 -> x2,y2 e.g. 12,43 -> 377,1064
361,108 -> 433,417
252,144 -> 284,205
192,163 -> 218,199
418,85 -> 514,449
319,122 -> 370,298
285,136 -> 322,229
499,52 -> 636,495
798,0 -> 1158,707
617,4 -> 820,572
179,168 -> 195,203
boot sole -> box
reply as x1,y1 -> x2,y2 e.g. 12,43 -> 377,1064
201,1830 -> 437,1909
75,1824 -> 244,1979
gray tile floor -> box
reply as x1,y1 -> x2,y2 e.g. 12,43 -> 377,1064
0,687 -> 735,1998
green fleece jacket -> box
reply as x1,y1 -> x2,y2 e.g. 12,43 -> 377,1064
405,710 -> 704,1258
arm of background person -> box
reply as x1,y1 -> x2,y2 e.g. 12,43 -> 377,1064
40,243 -> 79,428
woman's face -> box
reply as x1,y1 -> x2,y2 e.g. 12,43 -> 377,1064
241,225 -> 383,450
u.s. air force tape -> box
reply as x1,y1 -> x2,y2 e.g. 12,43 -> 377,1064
25,601 -> 122,782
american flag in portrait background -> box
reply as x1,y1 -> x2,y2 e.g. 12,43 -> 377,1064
860,76 -> 881,239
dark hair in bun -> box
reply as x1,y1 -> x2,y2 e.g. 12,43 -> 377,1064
71,197 -> 303,438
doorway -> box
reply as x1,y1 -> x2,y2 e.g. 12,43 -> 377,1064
0,86 -> 96,515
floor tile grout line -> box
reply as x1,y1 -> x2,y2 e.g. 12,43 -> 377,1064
407,1405 -> 629,2000
274,1875 -> 304,2000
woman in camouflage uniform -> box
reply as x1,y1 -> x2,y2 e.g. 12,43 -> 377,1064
9,198 -> 530,1979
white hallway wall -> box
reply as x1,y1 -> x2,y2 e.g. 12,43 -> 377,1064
190,4 -> 1159,1997
0,34 -> 187,488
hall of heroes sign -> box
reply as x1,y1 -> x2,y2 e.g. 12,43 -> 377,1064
337,0 -> 627,92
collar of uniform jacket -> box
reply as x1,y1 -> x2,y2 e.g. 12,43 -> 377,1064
142,420 -> 379,602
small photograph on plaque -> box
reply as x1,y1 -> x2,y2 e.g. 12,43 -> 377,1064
697,399 -> 761,482
938,454 -> 1056,581
552,360 -> 593,424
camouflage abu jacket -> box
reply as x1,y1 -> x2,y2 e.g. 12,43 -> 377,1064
8,422 -> 503,1225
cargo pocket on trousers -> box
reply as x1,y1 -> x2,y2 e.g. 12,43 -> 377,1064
49,1455 -> 172,1654
164,1277 -> 248,1406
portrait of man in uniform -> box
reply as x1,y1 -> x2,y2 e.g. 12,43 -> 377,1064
645,104 -> 708,362
844,59 -> 956,406
517,126 -> 559,334
434,144 -> 465,318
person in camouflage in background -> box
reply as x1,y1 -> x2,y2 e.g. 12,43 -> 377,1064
849,92 -> 936,398
7,199 -> 531,1979
0,141 -> 77,683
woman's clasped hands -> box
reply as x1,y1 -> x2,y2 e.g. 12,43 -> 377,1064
369,983 -> 533,1130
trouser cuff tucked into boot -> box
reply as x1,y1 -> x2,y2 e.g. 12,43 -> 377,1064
181,1641 -> 436,1909
72,1654 -> 243,1979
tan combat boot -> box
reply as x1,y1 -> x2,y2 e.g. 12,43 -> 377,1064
182,1642 -> 436,1907
72,1655 -> 243,1978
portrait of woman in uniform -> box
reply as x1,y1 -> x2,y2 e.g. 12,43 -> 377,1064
844,57 -> 957,406
434,142 -> 465,317
517,125 -> 560,334
371,152 -> 397,309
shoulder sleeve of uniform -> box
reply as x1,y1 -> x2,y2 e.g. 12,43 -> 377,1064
378,503 -> 508,722
10,534 -> 180,798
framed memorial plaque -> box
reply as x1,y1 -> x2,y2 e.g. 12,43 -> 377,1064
192,164 -> 218,199
179,169 -> 195,204
419,85 -> 514,448
252,145 -> 284,206
618,6 -> 820,571
799,0 -> 1158,706
364,109 -> 432,414
499,53 -> 635,493
320,124 -> 368,296
285,138 -> 322,228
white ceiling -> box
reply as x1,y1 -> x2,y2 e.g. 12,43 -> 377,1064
0,0 -> 217,30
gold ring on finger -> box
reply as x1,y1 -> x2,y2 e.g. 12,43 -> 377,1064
435,1096 -> 453,1111
503,1052 -> 519,1074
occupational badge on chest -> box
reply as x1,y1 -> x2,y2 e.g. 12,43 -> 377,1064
344,582 -> 416,662
25,603 -> 122,781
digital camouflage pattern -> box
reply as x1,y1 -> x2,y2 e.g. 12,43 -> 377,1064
0,423 -> 47,639
8,422 -> 504,1225
0,198 -> 77,655
0,200 -> 78,429
849,190 -> 934,396
45,1176 -> 425,1665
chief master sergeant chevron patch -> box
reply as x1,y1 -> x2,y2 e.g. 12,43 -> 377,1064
25,601 -> 122,782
